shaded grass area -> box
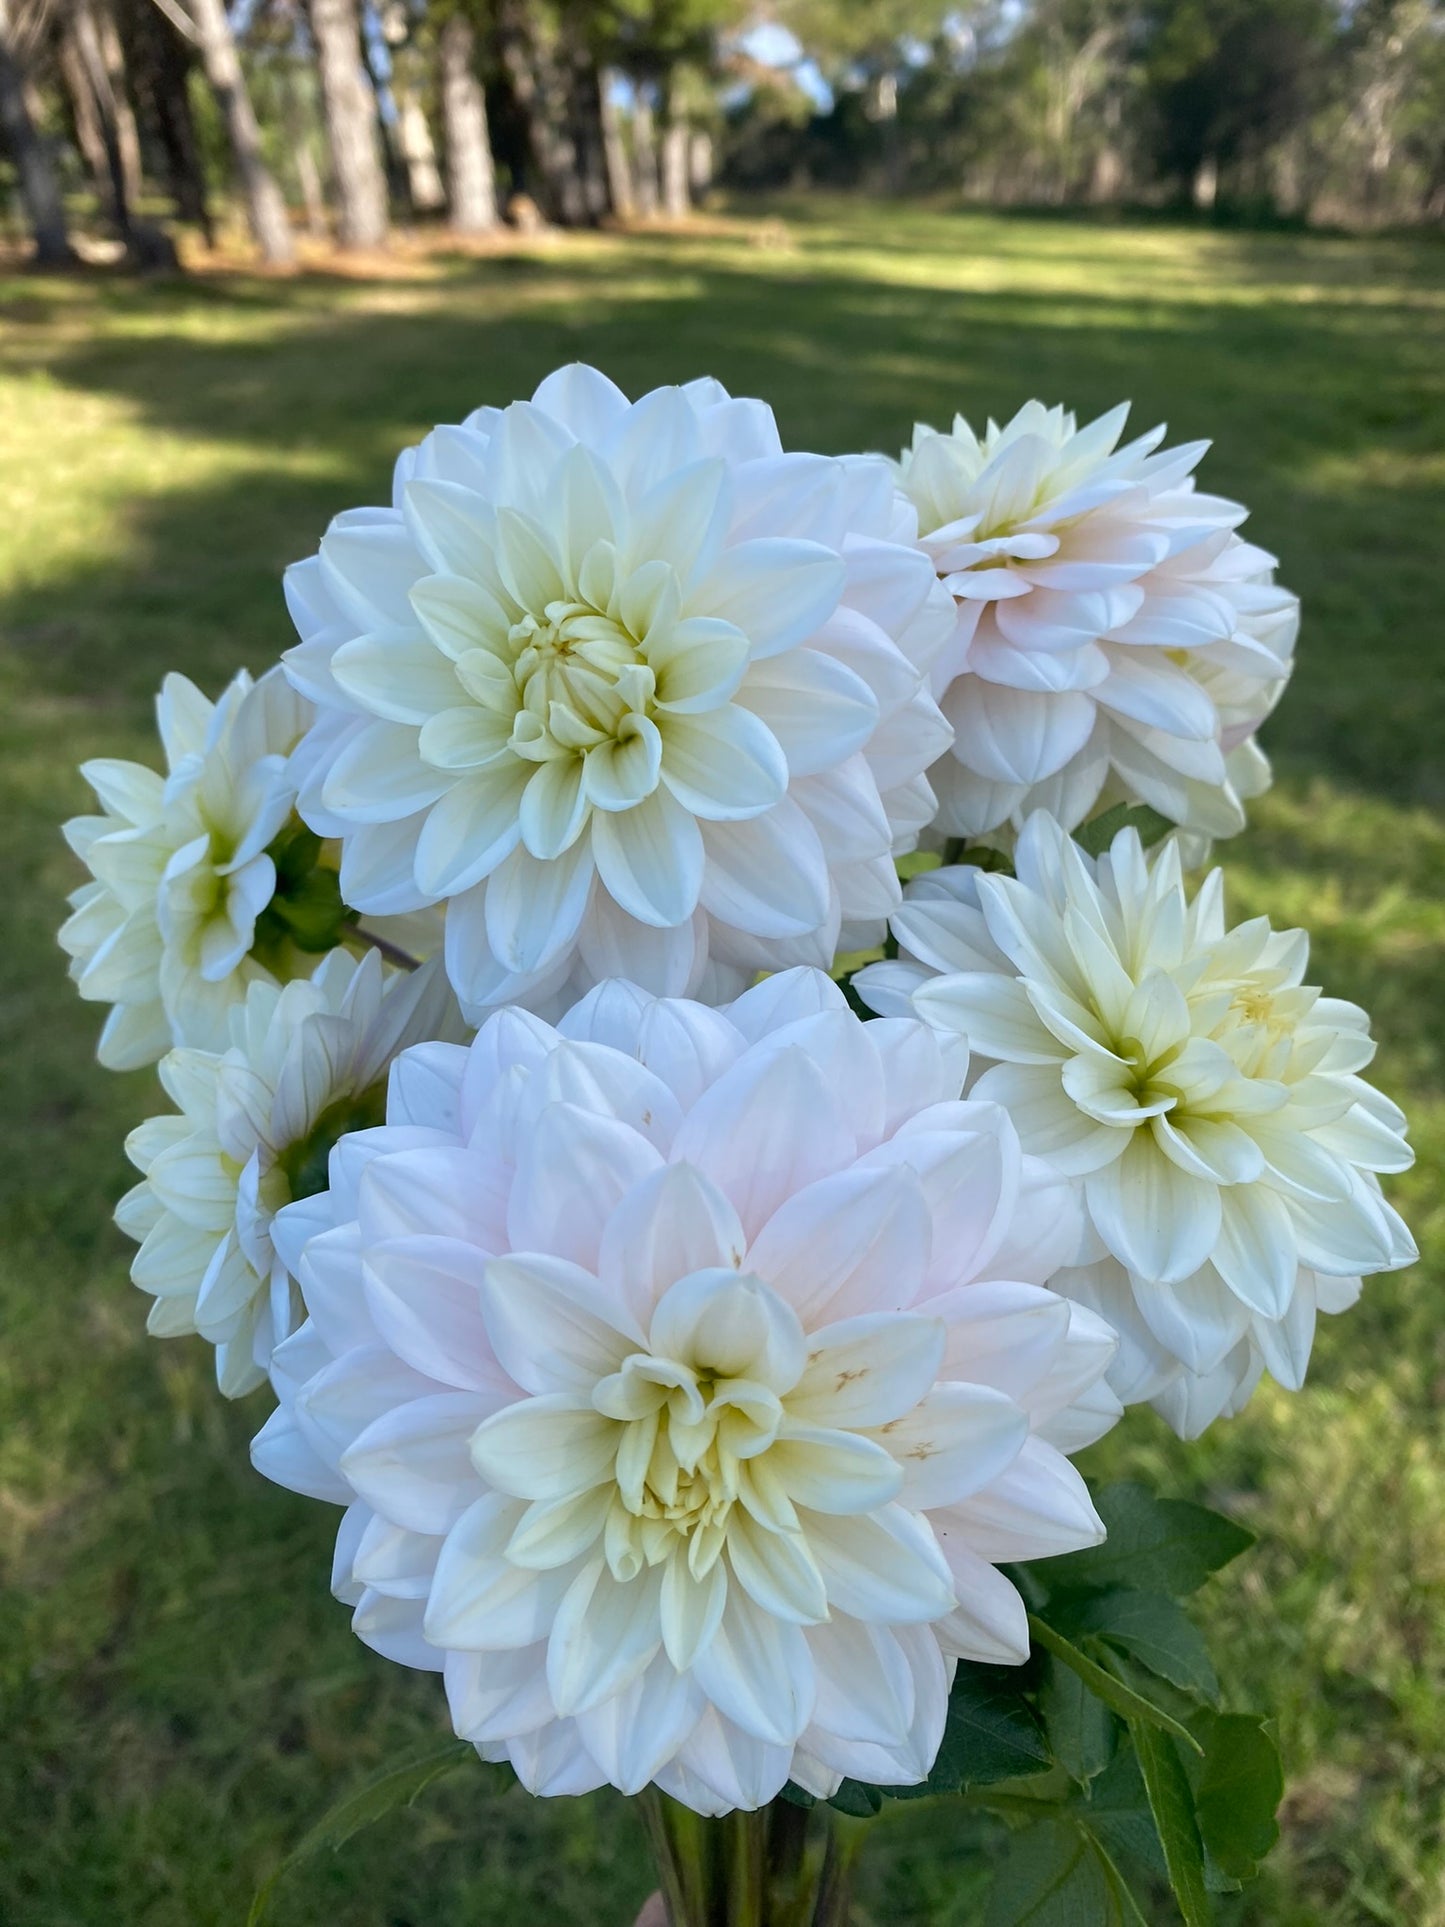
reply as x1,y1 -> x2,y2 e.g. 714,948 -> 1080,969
1,201 -> 1441,1924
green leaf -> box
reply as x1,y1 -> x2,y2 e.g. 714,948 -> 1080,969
1040,1653 -> 1118,1785
1132,1725 -> 1210,1927
1039,1484 -> 1254,1599
1193,1714 -> 1283,1880
893,1663 -> 1052,1797
984,1821 -> 1119,1926
1063,1592 -> 1219,1703
1073,804 -> 1175,858
1089,1833 -> 1155,1927
247,1737 -> 477,1925
1029,1617 -> 1203,1756
825,1779 -> 883,1817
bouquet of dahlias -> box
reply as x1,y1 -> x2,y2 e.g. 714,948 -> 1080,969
62,367 -> 1415,1925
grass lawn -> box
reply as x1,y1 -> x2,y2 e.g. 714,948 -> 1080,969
1,200 -> 1442,1926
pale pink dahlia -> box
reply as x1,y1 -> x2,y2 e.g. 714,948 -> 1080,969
253,969 -> 1119,1812
895,401 -> 1298,845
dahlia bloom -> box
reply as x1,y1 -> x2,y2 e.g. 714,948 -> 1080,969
857,815 -> 1416,1435
894,401 -> 1298,845
118,949 -> 462,1396
252,969 -> 1119,1811
60,669 -> 311,1066
282,365 -> 954,1020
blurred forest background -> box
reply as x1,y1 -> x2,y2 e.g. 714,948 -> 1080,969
1,0 -> 1444,271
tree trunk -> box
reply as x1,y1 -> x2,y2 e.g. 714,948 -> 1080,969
630,91 -> 657,217
128,0 -> 213,242
307,0 -> 388,248
92,0 -> 143,208
280,61 -> 328,238
687,127 -> 711,197
57,14 -> 112,204
396,82 -> 444,212
596,65 -> 632,219
0,0 -> 76,263
184,0 -> 294,263
66,0 -> 135,234
438,13 -> 496,235
659,105 -> 687,219
494,0 -> 585,224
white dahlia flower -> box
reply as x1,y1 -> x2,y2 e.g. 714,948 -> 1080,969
59,668 -> 311,1066
117,949 -> 463,1396
894,401 -> 1298,845
282,364 -> 955,1020
857,815 -> 1416,1436
252,968 -> 1119,1811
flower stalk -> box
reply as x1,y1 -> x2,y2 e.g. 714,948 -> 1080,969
636,1793 -> 862,1927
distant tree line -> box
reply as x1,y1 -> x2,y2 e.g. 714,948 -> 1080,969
0,0 -> 1440,268
730,0 -> 1445,226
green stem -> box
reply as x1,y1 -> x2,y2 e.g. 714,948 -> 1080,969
634,1796 -> 862,1927
347,922 -> 422,971
810,1814 -> 864,1927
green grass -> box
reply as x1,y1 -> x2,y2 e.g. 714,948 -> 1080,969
1,201 -> 1442,1925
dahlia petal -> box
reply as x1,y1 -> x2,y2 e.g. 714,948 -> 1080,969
597,1162 -> 747,1329
699,801 -> 832,941
735,650 -> 880,777
1085,1133 -> 1222,1286
691,1591 -> 815,1746
547,1559 -> 663,1717
412,762 -> 529,898
591,786 -> 705,929
789,1313 -> 944,1430
670,1043 -> 856,1239
745,1164 -> 931,1325
660,707 -> 788,821
342,1390 -> 496,1535
946,1437 -> 1104,1562
805,1504 -> 955,1624
484,840 -> 595,976
479,1252 -> 635,1396
878,1383 -> 1029,1509
931,1539 -> 1031,1664
690,538 -> 846,659
469,1395 -> 619,1504
1131,1264 -> 1253,1375
507,1102 -> 663,1266
425,1493 -> 574,1649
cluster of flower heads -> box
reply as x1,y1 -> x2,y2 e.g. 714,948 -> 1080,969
62,366 -> 1414,1813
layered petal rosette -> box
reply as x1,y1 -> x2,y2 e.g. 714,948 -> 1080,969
282,365 -> 954,1020
118,950 -> 463,1395
895,401 -> 1298,844
252,968 -> 1119,1811
60,668 -> 312,1065
858,815 -> 1416,1435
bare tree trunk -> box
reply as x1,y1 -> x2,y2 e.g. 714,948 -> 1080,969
57,14 -> 112,202
307,0 -> 388,248
630,90 -> 657,217
130,0 -> 214,243
396,82 -> 444,211
0,0 -> 76,263
67,0 -> 135,233
181,0 -> 294,263
91,0 -> 143,207
659,86 -> 687,220
279,60 -> 328,237
438,12 -> 495,234
687,127 -> 711,197
495,0 -> 585,224
597,64 -> 632,219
